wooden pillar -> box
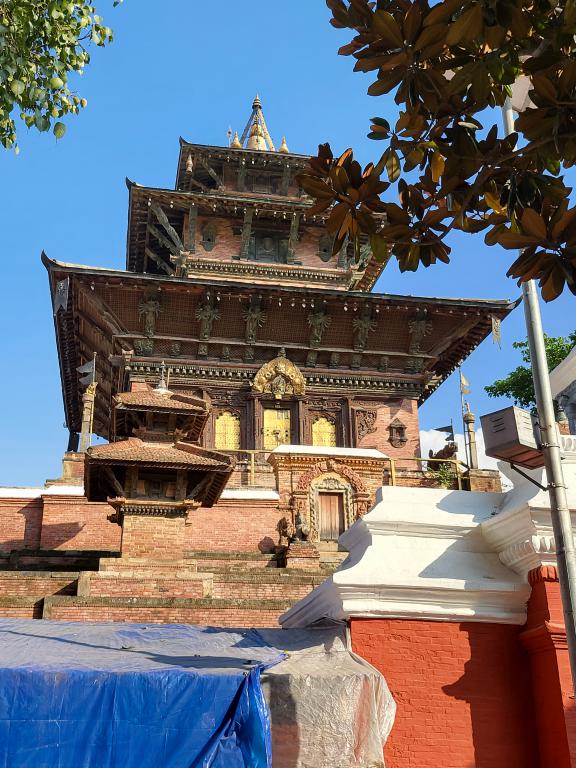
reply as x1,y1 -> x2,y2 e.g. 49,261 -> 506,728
240,208 -> 253,259
79,383 -> 97,453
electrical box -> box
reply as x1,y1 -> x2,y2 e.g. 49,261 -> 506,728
481,406 -> 544,469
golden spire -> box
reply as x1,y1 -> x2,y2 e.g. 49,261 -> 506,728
279,136 -> 289,154
239,94 -> 276,152
230,130 -> 242,149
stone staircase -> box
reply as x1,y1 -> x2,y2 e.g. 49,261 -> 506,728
0,550 -> 332,627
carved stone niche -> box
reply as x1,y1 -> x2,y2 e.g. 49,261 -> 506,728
388,417 -> 408,448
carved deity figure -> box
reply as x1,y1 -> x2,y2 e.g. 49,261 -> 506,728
352,307 -> 377,351
195,300 -> 220,341
138,295 -> 162,338
408,310 -> 433,354
243,305 -> 267,344
307,309 -> 331,348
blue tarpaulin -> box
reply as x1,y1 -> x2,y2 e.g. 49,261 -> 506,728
0,619 -> 285,768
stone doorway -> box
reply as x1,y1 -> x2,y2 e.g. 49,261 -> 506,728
318,492 -> 345,541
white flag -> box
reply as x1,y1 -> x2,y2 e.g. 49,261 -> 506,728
460,372 -> 471,395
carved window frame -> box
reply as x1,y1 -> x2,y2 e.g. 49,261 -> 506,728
311,414 -> 338,448
388,417 -> 408,448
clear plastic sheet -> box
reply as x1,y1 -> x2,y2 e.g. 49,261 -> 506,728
259,623 -> 396,768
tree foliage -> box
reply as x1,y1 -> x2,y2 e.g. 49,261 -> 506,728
485,330 -> 576,407
297,0 -> 576,301
0,1 -> 119,151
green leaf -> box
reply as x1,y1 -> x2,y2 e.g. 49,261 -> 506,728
53,122 -> 66,139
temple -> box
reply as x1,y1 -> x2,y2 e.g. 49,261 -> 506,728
1,96 -> 513,617
3,96 -> 576,768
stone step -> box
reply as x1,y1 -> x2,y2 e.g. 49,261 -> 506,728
187,551 -> 281,570
1,549 -> 119,572
0,572 -> 78,597
0,596 -> 44,619
79,571 -> 211,599
43,596 -> 292,628
211,572 -> 326,601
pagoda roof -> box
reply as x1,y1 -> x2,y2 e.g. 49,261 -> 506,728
88,437 -> 232,470
43,253 -> 520,439
115,390 -> 208,413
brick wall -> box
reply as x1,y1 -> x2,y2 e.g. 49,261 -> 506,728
0,499 -> 42,550
0,573 -> 76,596
350,617 -> 538,768
40,496 -> 120,551
522,569 -> 576,768
186,500 -> 281,552
121,515 -> 187,561
356,398 -> 420,460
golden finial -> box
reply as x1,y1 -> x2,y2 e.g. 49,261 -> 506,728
247,118 -> 267,151
279,136 -> 289,154
231,131 -> 242,149
252,93 -> 262,109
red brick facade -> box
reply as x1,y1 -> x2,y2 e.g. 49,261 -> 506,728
350,617 -> 539,768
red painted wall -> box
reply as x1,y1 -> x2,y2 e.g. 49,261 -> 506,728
350,617 -> 539,768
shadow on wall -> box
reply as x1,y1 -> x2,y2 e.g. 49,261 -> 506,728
1,521 -> 85,554
442,623 -> 539,768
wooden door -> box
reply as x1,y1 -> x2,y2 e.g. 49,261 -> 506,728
318,492 -> 345,541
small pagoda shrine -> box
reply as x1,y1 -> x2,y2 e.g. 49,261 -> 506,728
85,369 -> 233,576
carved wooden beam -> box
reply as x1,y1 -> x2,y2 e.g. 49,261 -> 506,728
144,246 -> 175,276
186,205 -> 197,254
151,203 -> 184,252
148,223 -> 179,256
239,208 -> 254,259
188,176 -> 209,193
287,212 -> 300,263
77,285 -> 128,337
238,162 -> 246,192
280,164 -> 291,196
198,155 -> 223,188
103,466 -> 126,498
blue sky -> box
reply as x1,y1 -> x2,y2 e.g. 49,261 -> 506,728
1,0 -> 574,486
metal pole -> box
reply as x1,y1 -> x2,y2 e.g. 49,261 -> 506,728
458,367 -> 471,466
503,97 -> 576,693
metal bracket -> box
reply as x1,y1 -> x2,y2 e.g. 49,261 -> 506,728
509,462 -> 548,492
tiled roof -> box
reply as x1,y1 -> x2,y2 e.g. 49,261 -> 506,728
115,391 -> 208,412
88,438 -> 231,469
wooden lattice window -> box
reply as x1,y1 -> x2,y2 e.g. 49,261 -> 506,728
214,411 -> 241,451
312,417 -> 337,447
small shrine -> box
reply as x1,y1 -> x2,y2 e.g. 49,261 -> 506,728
85,372 -> 233,572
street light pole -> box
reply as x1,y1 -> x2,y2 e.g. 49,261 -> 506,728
503,98 -> 576,694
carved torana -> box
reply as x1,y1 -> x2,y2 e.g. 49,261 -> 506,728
252,349 -> 305,399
